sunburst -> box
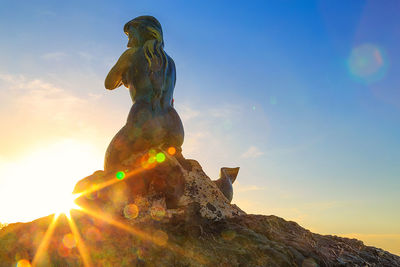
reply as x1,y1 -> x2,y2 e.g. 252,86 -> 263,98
29,152 -> 206,266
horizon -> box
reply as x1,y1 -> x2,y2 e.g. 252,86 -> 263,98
0,1 -> 399,255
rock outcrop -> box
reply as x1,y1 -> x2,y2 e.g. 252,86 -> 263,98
72,152 -> 244,222
0,156 -> 399,266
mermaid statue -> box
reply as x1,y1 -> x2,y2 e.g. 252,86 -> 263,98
103,16 -> 184,172
74,16 -> 238,207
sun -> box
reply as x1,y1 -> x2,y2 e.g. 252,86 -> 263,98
0,139 -> 102,223
55,193 -> 82,218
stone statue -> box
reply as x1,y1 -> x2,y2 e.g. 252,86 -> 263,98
103,16 -> 184,172
74,16 -> 239,213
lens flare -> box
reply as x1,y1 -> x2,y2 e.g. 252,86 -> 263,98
55,193 -> 82,217
16,259 -> 31,267
62,233 -> 76,249
167,146 -> 176,155
156,152 -> 166,163
148,156 -> 156,164
148,149 -> 156,157
270,96 -> 277,105
116,171 -> 125,180
123,204 -> 139,219
348,44 -> 388,83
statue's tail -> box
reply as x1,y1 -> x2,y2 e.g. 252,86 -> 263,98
214,167 -> 240,203
220,167 -> 240,184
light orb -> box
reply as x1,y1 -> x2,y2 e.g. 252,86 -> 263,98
348,44 -> 387,83
156,152 -> 166,163
116,171 -> 125,180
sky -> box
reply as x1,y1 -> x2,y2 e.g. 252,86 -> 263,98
0,0 -> 399,255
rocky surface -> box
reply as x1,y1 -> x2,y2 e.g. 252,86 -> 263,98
72,154 -> 244,222
1,212 -> 399,266
0,157 -> 399,266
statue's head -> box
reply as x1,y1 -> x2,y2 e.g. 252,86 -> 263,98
124,16 -> 164,48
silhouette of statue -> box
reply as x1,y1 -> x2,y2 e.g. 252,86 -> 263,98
103,16 -> 184,172
74,16 -> 238,211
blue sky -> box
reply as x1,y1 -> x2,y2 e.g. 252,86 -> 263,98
0,0 -> 399,254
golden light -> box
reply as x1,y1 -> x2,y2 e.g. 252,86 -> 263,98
0,141 -> 209,266
16,259 -> 32,267
0,139 -> 102,223
167,146 -> 176,155
55,193 -> 82,219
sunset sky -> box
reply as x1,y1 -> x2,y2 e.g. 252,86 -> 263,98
0,1 -> 399,255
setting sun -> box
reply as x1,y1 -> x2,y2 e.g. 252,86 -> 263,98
0,139 -> 102,223
55,193 -> 82,219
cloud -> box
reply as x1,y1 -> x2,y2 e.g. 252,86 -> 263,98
176,103 -> 247,176
241,145 -> 264,158
77,51 -> 95,61
177,104 -> 200,121
0,74 -> 85,119
178,104 -> 237,157
0,73 -> 118,158
235,181 -> 265,192
42,52 -> 67,61
206,104 -> 243,119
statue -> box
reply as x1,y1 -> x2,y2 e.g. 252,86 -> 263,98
103,16 -> 184,172
74,16 -> 239,214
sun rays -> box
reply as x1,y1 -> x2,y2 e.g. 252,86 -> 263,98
32,214 -> 60,266
30,202 -> 206,266
56,194 -> 83,217
66,213 -> 93,267
75,207 -> 207,265
28,156 -> 206,266
0,139 -> 102,224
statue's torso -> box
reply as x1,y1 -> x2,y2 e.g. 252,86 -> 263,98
104,47 -> 183,171
123,47 -> 176,109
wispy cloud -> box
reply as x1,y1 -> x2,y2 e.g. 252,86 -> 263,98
42,51 -> 67,61
177,103 -> 246,175
0,73 -> 117,158
241,145 -> 264,158
0,74 -> 85,119
177,104 -> 201,121
178,104 -> 240,156
235,181 -> 265,192
77,51 -> 94,61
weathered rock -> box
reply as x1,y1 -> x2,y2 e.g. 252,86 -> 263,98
177,160 -> 244,220
1,211 -> 399,266
73,152 -> 244,222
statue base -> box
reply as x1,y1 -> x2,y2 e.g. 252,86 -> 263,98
73,152 -> 245,222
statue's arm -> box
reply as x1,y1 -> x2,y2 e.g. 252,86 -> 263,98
104,48 -> 135,90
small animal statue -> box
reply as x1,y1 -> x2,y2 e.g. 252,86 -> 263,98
214,167 -> 239,202
103,16 -> 184,172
